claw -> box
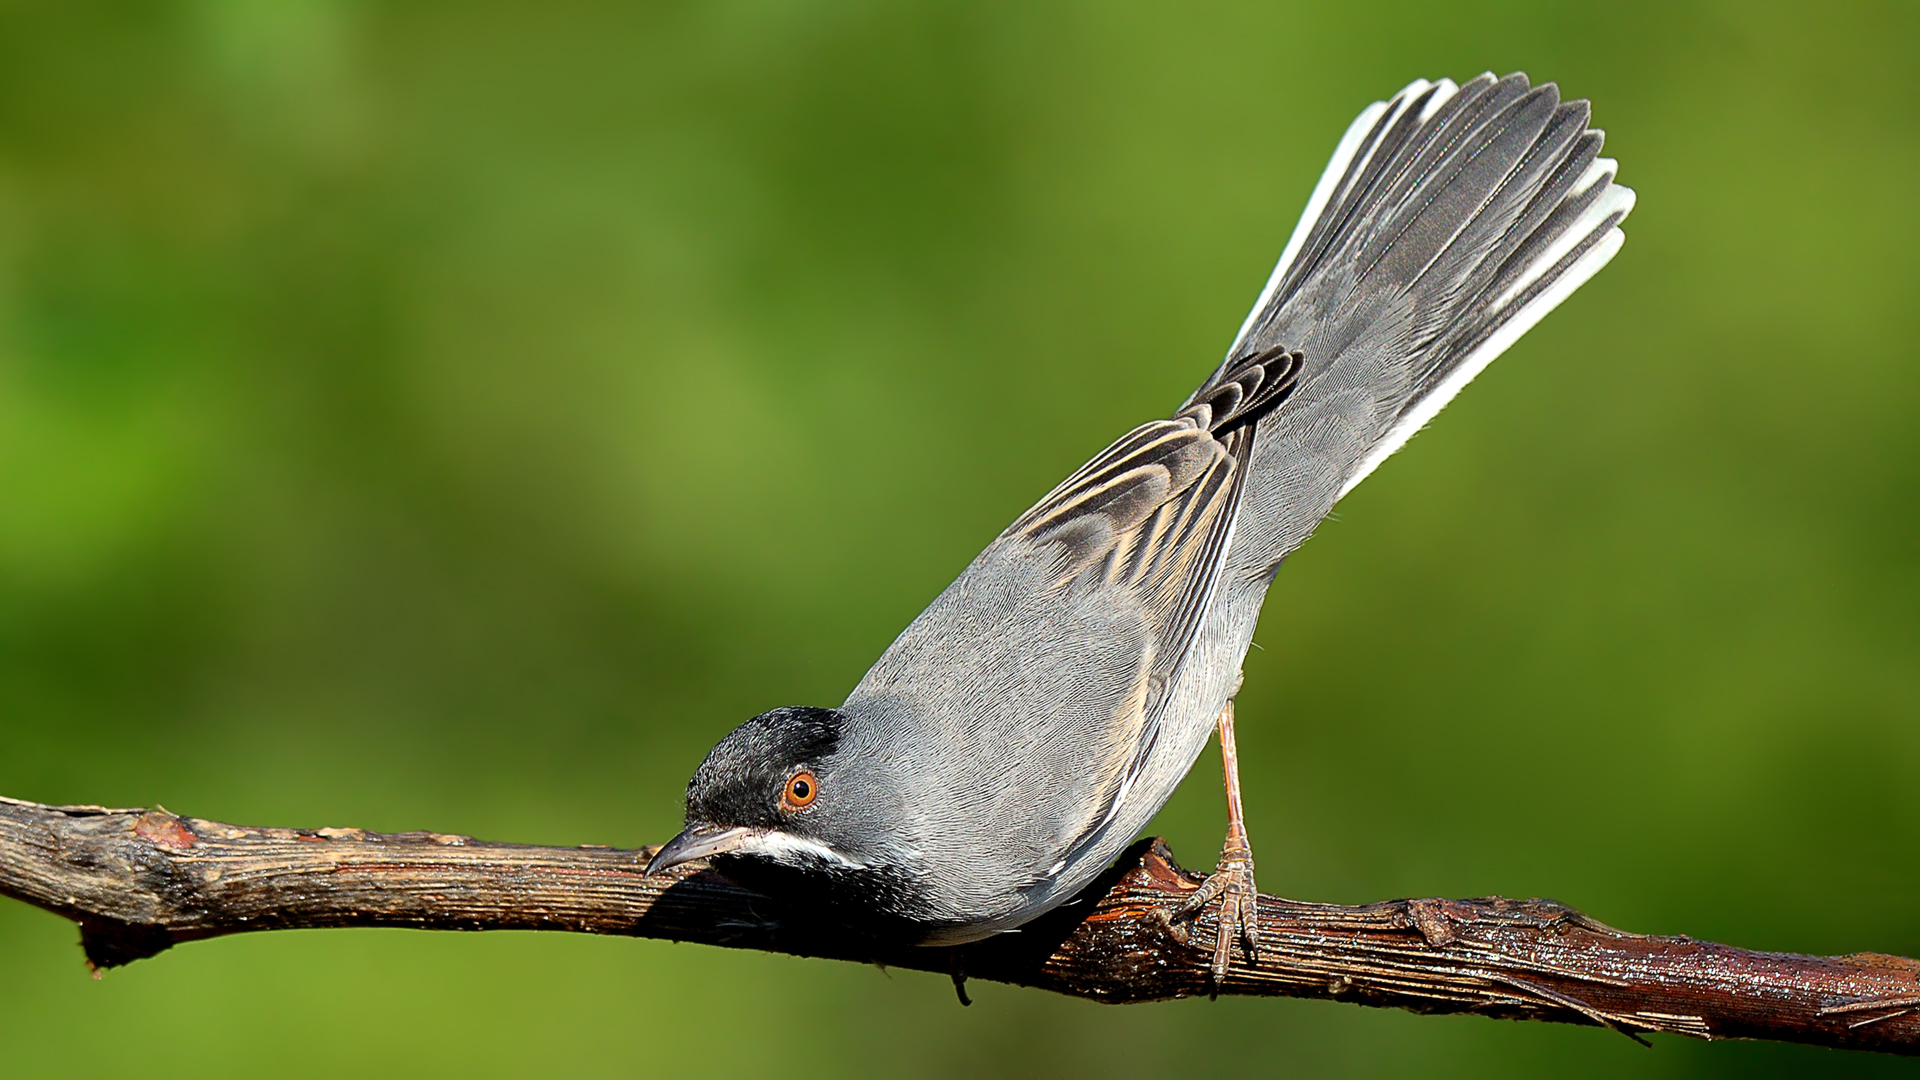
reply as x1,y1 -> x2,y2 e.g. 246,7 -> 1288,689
1176,842 -> 1259,991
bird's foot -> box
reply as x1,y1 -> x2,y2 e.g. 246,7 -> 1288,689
1174,836 -> 1258,993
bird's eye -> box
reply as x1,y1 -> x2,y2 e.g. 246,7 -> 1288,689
782,770 -> 818,810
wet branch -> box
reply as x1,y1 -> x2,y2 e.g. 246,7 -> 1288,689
1,795 -> 1915,1055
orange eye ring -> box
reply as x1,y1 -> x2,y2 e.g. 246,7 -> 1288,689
782,770 -> 818,810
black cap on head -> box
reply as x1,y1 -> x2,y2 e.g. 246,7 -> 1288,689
645,705 -> 854,878
652,703 -> 939,936
683,705 -> 843,828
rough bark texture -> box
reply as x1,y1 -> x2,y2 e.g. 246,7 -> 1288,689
2,795 -> 1915,1055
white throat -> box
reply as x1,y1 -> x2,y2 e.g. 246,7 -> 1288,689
736,829 -> 866,870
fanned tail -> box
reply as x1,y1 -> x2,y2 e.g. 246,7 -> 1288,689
1202,72 -> 1635,570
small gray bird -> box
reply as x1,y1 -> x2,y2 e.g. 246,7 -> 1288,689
648,73 -> 1634,982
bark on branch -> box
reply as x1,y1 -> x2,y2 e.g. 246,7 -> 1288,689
2,795 -> 1915,1055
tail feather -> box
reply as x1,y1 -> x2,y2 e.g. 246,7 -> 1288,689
1206,73 -> 1633,556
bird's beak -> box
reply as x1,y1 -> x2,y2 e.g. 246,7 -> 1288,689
645,823 -> 754,876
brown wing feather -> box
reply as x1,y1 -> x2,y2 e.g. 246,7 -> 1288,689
1005,343 -> 1301,660
989,346 -> 1298,883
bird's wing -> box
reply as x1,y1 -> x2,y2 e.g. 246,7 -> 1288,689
1007,346 -> 1303,870
1005,344 -> 1302,685
843,349 -> 1300,902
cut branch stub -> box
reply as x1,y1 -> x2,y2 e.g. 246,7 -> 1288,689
0,796 -> 1915,1055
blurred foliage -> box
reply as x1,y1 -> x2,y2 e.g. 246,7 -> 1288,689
1,1 -> 1916,1076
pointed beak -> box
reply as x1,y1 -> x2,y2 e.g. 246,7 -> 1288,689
645,823 -> 754,876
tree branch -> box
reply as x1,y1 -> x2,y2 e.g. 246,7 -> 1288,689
2,795 -> 1915,1055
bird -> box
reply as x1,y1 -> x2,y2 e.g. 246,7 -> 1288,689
646,72 -> 1635,985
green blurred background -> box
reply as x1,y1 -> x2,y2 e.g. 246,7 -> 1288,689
1,1 -> 1915,1076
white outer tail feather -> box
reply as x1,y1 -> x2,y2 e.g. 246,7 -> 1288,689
1338,222 -> 1627,499
1229,76 -> 1635,503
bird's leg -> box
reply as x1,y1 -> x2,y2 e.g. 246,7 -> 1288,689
1174,697 -> 1258,991
948,947 -> 972,1007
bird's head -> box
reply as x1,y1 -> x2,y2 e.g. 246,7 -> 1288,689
646,706 -> 874,878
